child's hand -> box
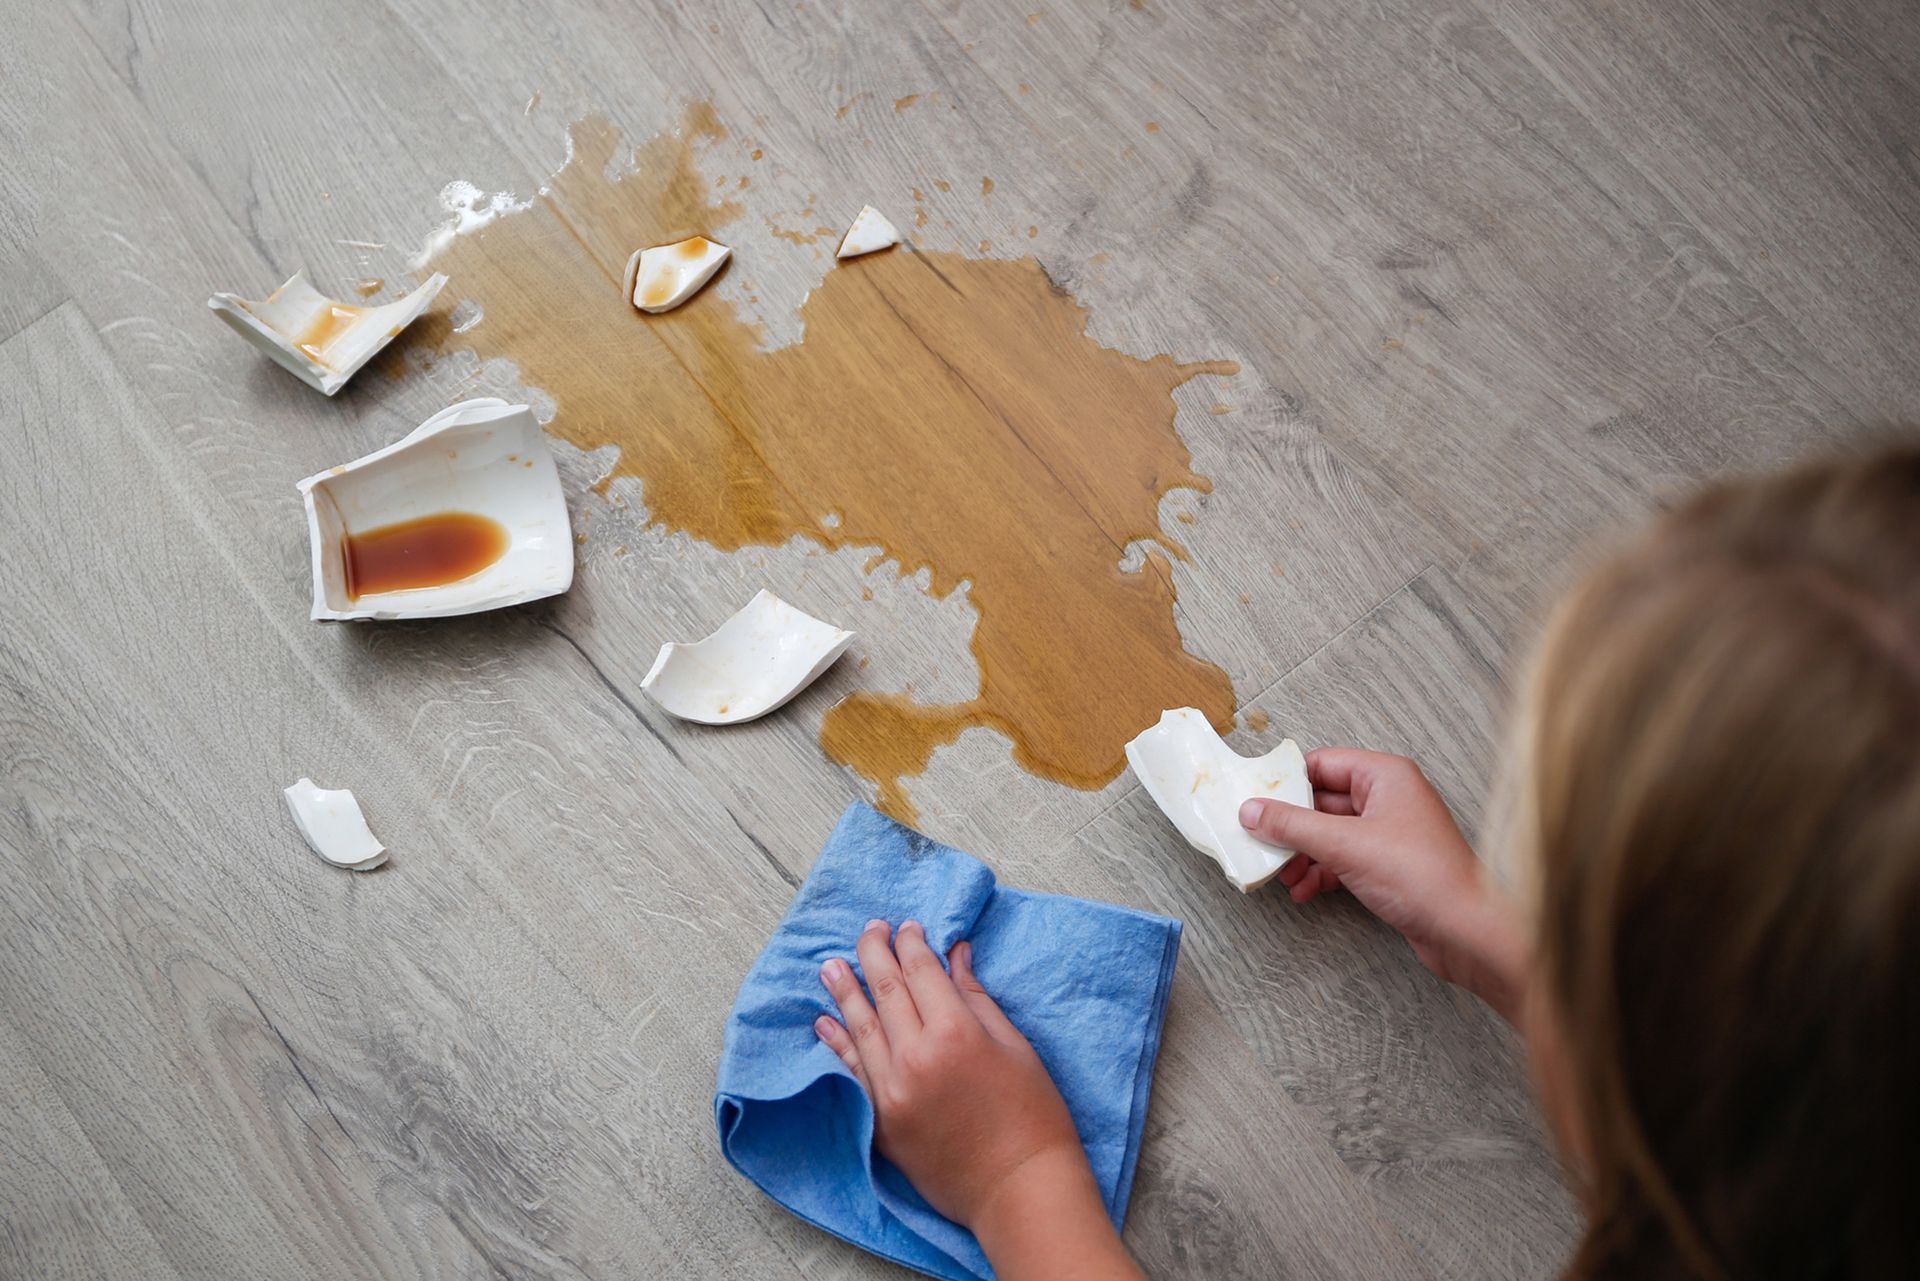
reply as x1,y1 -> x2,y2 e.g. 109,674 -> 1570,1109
816,920 -> 1084,1224
817,921 -> 1144,1280
1239,747 -> 1527,1021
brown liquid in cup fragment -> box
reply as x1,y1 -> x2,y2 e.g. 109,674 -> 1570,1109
344,511 -> 509,599
413,106 -> 1237,823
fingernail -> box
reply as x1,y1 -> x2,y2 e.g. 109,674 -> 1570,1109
1239,798 -> 1265,829
864,918 -> 889,934
821,958 -> 845,983
956,940 -> 972,965
814,1015 -> 835,1038
901,919 -> 922,934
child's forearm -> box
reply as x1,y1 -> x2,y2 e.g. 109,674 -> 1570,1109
970,1149 -> 1148,1281
1446,871 -> 1530,1026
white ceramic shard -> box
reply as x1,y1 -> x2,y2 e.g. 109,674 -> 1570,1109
283,778 -> 387,870
208,270 -> 446,395
623,236 -> 731,313
641,590 -> 855,725
836,205 -> 900,259
1124,708 -> 1314,892
295,398 -> 574,622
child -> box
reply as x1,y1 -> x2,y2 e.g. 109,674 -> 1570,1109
815,446 -> 1920,1279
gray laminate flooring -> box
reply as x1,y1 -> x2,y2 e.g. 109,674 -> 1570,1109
4,1 -> 1916,1277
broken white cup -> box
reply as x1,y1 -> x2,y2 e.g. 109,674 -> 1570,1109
641,590 -> 855,725
1124,707 -> 1314,892
295,398 -> 574,622
283,778 -> 387,870
623,236 -> 731,313
836,205 -> 900,259
208,270 -> 446,395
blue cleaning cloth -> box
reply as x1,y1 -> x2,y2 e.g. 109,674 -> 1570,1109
714,802 -> 1182,1280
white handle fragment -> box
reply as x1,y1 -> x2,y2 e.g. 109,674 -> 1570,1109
1124,708 -> 1313,892
283,778 -> 388,870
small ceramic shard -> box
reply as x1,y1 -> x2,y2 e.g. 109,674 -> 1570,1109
624,236 -> 731,313
295,398 -> 574,622
836,205 -> 900,259
283,778 -> 387,870
1124,708 -> 1314,892
208,270 -> 446,395
641,590 -> 856,725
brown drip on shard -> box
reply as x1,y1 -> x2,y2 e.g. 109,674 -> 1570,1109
414,106 -> 1237,823
294,302 -> 366,366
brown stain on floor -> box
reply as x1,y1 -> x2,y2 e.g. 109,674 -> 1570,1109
413,107 -> 1237,823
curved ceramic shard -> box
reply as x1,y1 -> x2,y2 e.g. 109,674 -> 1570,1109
296,398 -> 574,622
836,205 -> 900,259
641,590 -> 856,725
1124,707 -> 1313,892
623,236 -> 731,313
283,778 -> 387,870
208,270 -> 446,395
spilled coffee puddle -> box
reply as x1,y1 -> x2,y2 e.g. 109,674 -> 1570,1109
415,106 -> 1237,822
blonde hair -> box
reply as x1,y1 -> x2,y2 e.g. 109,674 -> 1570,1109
1516,445 -> 1920,1279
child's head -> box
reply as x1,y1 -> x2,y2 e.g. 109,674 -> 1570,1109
1509,446 -> 1920,1279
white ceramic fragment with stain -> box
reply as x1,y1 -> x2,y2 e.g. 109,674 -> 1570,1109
296,398 -> 573,622
208,270 -> 446,395
1124,707 -> 1314,892
641,590 -> 856,725
623,236 -> 731,313
283,778 -> 387,870
836,205 -> 900,259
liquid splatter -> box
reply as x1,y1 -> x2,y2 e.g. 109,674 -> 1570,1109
412,107 -> 1236,821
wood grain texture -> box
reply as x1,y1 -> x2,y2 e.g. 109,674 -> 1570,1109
0,1009 -> 185,1281
4,0 -> 1917,1276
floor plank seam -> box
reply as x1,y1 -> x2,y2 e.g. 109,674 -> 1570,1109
1239,560 -> 1440,713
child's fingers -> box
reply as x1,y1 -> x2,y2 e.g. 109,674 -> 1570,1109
1305,747 -> 1372,792
894,921 -> 966,1022
1289,862 -> 1342,902
948,941 -> 1025,1047
1313,789 -> 1357,816
1239,797 -> 1358,868
1305,746 -> 1412,803
1290,863 -> 1325,902
1281,857 -> 1343,900
820,957 -> 889,1086
814,1014 -> 870,1091
856,919 -> 923,1042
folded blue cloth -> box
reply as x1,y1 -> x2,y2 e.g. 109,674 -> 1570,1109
714,802 -> 1182,1280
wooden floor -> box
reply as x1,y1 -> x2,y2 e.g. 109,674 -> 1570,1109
4,1 -> 1916,1277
